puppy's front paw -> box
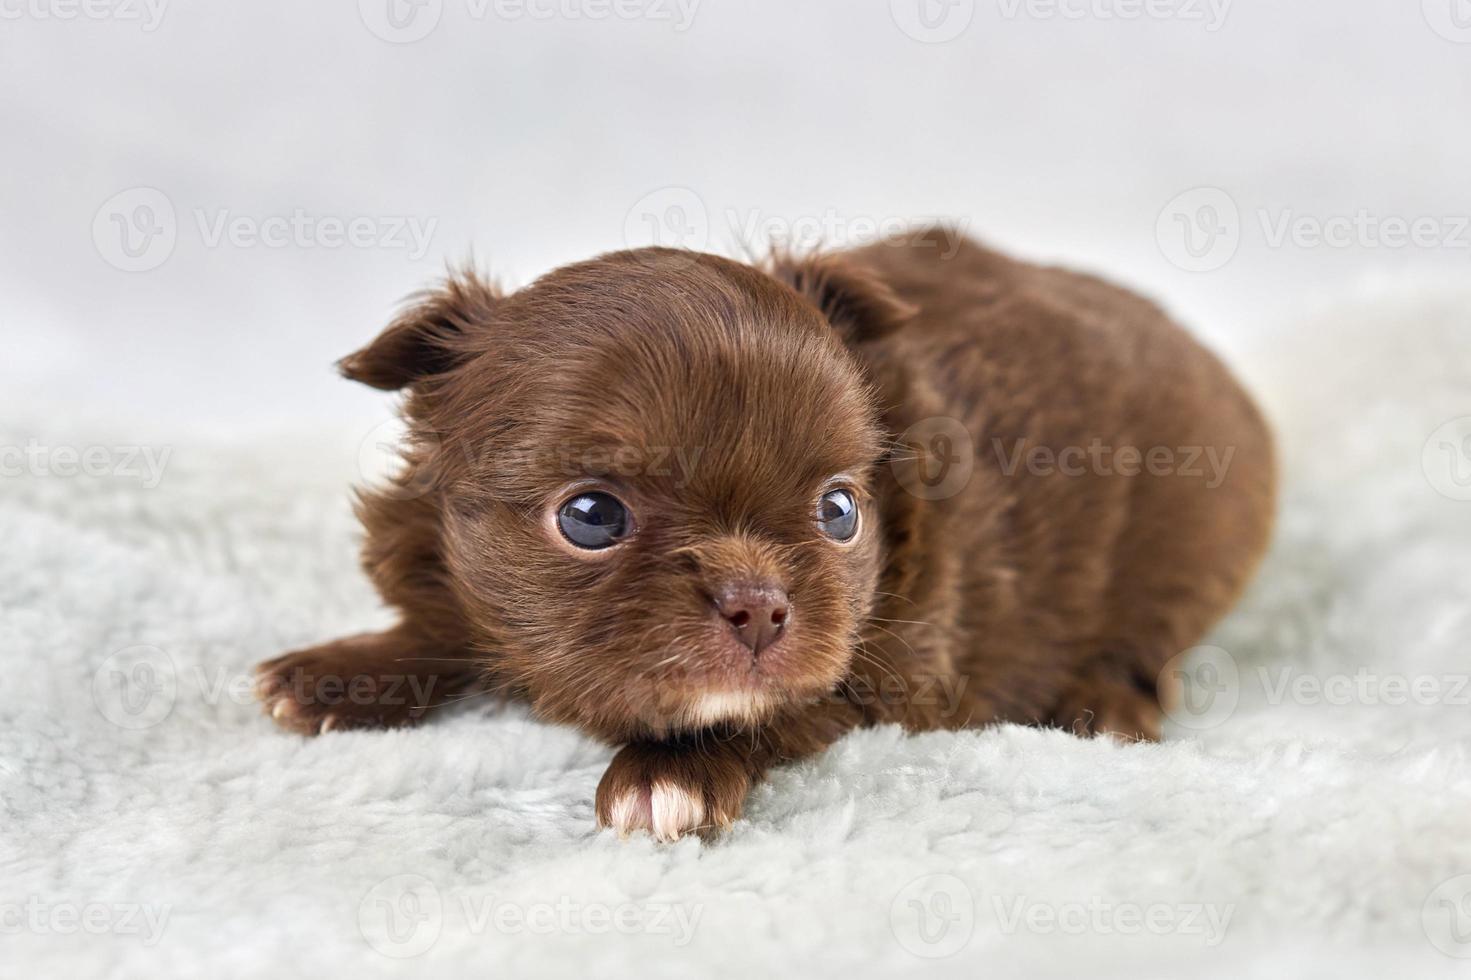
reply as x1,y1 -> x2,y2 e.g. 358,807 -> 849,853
254,634 -> 451,736
595,741 -> 752,842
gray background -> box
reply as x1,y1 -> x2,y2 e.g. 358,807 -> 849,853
4,0 -> 1469,437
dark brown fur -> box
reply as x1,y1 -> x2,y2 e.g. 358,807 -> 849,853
256,228 -> 1276,840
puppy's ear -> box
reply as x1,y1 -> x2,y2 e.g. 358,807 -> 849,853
766,251 -> 916,344
339,269 -> 500,391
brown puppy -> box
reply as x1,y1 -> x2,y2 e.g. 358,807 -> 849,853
256,228 -> 1276,841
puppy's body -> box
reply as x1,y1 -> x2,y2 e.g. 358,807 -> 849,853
257,228 -> 1275,840
848,232 -> 1275,735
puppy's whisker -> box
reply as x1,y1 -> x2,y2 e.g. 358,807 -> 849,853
867,616 -> 939,629
866,622 -> 921,660
390,657 -> 480,664
849,641 -> 908,695
422,687 -> 502,711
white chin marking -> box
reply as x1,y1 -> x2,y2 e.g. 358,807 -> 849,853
683,690 -> 771,728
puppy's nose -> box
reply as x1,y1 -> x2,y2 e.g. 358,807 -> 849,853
713,582 -> 790,655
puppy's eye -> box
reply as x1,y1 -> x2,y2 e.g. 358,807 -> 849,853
816,488 -> 858,541
557,492 -> 631,550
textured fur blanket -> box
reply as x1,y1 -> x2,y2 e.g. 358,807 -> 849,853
3,284 -> 1469,979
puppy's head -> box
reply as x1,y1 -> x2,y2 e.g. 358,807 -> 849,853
344,248 -> 912,741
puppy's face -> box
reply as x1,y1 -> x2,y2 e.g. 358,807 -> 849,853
345,249 -> 905,741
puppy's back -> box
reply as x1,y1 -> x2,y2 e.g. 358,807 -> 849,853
850,227 -> 1276,716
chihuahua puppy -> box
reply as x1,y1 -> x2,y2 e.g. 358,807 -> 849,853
256,228 -> 1275,841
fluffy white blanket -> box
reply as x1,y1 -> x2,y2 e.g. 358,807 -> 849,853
4,285 -> 1470,979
